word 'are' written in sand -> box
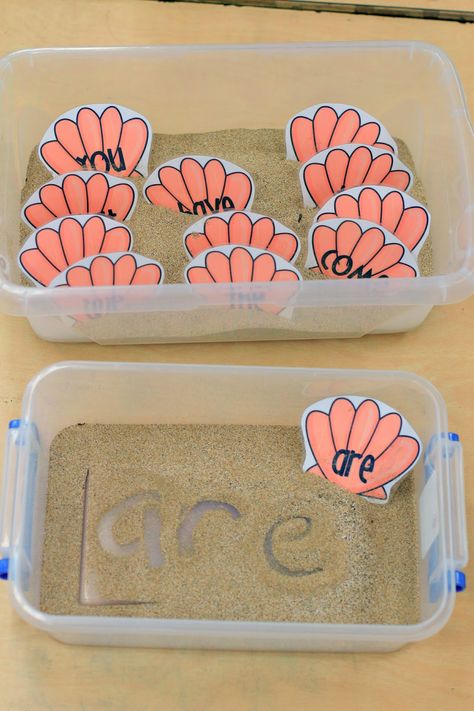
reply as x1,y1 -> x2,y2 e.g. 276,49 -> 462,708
84,484 -> 326,604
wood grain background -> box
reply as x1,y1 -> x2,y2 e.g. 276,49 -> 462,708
0,2 -> 472,709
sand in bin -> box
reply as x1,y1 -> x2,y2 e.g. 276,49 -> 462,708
20,131 -> 431,342
21,131 -> 431,283
41,423 -> 420,624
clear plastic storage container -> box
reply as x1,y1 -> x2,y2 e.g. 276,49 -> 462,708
0,362 -> 468,651
0,42 -> 472,344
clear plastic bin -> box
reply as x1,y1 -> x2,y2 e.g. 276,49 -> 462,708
0,361 -> 468,651
0,42 -> 472,344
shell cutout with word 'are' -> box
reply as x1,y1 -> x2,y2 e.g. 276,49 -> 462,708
315,185 -> 430,255
21,171 -> 138,229
306,218 -> 419,280
38,104 -> 152,177
286,103 -> 397,163
144,156 -> 255,216
301,395 -> 422,503
18,214 -> 133,287
300,144 -> 413,208
50,251 -> 164,288
183,210 -> 300,263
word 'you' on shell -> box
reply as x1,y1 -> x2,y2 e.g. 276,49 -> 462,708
38,104 -> 152,177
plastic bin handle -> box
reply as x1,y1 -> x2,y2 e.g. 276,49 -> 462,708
0,419 -> 21,557
447,435 -> 468,569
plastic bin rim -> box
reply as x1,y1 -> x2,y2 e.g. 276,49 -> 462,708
8,575 -> 454,644
1,270 -> 473,317
1,40 -> 471,117
21,359 -> 448,409
0,40 -> 469,59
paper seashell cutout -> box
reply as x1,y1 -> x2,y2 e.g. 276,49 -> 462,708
286,103 -> 397,162
306,218 -> 419,280
301,395 -> 422,503
315,185 -> 430,255
144,156 -> 255,215
18,214 -> 133,287
300,144 -> 413,208
183,210 -> 300,262
185,245 -> 301,285
185,245 -> 301,315
50,251 -> 164,288
21,171 -> 138,229
38,104 -> 152,177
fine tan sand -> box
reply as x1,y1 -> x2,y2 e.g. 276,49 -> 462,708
19,131 -> 431,343
40,423 -> 420,625
20,130 -> 431,286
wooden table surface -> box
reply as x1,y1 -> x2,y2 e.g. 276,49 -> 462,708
184,0 -> 474,19
0,1 -> 472,709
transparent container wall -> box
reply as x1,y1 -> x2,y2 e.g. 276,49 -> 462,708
0,44 -> 472,343
9,363 -> 461,651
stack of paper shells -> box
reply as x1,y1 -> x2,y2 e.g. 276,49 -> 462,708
18,105 -> 165,290
142,155 -> 303,292
286,103 -> 430,280
18,102 -> 431,299
18,104 -> 304,300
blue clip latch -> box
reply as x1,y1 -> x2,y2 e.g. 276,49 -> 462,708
455,570 -> 466,592
0,558 -> 9,580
